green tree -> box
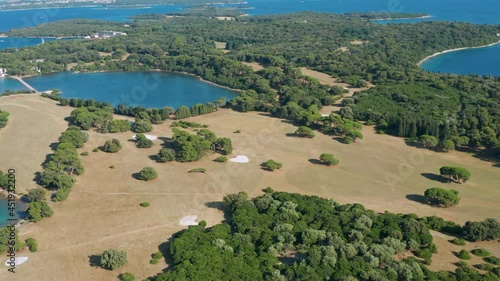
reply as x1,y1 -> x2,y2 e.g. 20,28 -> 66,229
319,153 -> 339,166
103,139 -> 122,153
439,166 -> 471,183
135,133 -> 154,148
27,188 -> 47,203
440,140 -> 455,151
262,159 -> 283,171
59,128 -> 88,148
119,272 -> 136,281
462,218 -> 500,241
27,201 -> 53,222
215,137 -> 233,155
138,167 -> 158,181
295,126 -> 315,138
457,250 -> 471,260
100,249 -> 128,270
419,135 -> 439,149
157,148 -> 176,163
131,120 -> 153,133
424,187 -> 460,207
25,238 -> 38,252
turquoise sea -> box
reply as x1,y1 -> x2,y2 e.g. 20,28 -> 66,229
24,71 -> 238,108
0,77 -> 25,93
0,37 -> 66,50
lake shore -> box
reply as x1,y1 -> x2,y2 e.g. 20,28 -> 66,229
417,40 -> 500,66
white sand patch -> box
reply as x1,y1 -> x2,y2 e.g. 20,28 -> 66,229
5,257 -> 28,266
230,155 -> 249,163
132,134 -> 158,140
179,215 -> 198,226
321,114 -> 330,117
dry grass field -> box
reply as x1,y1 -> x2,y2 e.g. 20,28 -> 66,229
0,95 -> 498,280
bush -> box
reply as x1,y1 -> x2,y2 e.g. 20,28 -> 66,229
109,165 -> 115,169
457,250 -> 471,260
376,130 -> 385,135
80,152 -> 89,156
319,153 -> 339,166
471,248 -> 490,257
262,159 -> 283,171
157,148 -> 176,163
419,135 -> 439,149
462,218 -> 500,241
100,249 -> 128,270
132,120 -> 153,133
103,139 -> 122,153
53,187 -> 71,202
119,272 -> 136,281
483,256 -> 500,265
234,130 -> 241,133
424,187 -> 460,207
214,156 -> 228,163
140,202 -> 150,207
25,238 -> 38,252
414,248 -> 432,259
440,140 -> 455,151
138,167 -> 158,181
135,133 -> 154,148
150,259 -> 159,264
188,168 -> 206,173
92,148 -> 99,152
449,238 -> 466,246
152,252 -> 163,259
295,126 -> 315,138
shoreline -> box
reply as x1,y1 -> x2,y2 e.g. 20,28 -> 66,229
417,40 -> 500,66
370,15 -> 432,21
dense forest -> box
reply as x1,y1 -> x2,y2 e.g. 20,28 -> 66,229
148,190 -> 500,281
1,12 -> 499,158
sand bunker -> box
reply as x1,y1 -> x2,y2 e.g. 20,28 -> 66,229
230,155 -> 249,163
179,215 -> 198,226
5,257 -> 28,266
132,134 -> 158,140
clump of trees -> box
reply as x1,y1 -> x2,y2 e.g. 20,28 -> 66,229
100,119 -> 131,133
439,166 -> 471,183
319,153 -> 339,166
59,126 -> 89,148
25,238 -> 38,252
462,218 -> 500,241
137,167 -> 158,181
70,106 -> 113,130
27,200 -> 54,222
295,126 -> 315,138
100,249 -> 128,270
131,118 -> 153,133
168,128 -> 232,162
0,227 -> 24,254
135,133 -> 154,148
175,102 -> 219,119
103,139 -> 122,153
157,148 -> 176,163
424,187 -> 460,207
0,109 -> 10,128
171,120 -> 208,129
457,249 -> 471,260
262,159 -> 283,171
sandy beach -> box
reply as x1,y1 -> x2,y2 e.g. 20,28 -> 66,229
417,40 -> 500,66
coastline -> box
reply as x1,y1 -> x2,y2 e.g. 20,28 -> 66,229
370,15 -> 432,21
417,40 -> 500,66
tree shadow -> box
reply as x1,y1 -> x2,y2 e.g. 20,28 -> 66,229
406,194 -> 426,205
205,201 -> 230,224
404,140 -> 425,149
421,173 -> 449,183
49,142 -> 59,150
332,137 -> 348,144
88,255 -> 101,268
285,133 -> 300,138
148,154 -> 159,162
131,172 -> 142,180
308,159 -> 323,165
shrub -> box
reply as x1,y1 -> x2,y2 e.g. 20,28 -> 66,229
25,238 -> 38,252
109,165 -> 115,169
449,238 -> 466,246
295,126 -> 315,138
119,273 -> 136,281
376,130 -> 385,134
150,259 -> 159,265
483,256 -> 500,265
457,250 -> 471,260
157,148 -> 176,163
138,167 -> 158,181
92,148 -> 99,152
440,140 -> 455,151
419,135 -> 438,149
53,187 -> 71,202
471,248 -> 490,257
188,168 -> 206,173
140,202 -> 150,207
262,159 -> 283,171
424,187 -> 460,207
462,218 -> 500,241
214,156 -> 228,163
234,130 -> 241,133
80,152 -> 89,156
135,133 -> 154,148
103,139 -> 122,153
152,252 -> 163,259
414,248 -> 432,259
319,153 -> 339,166
100,249 -> 128,270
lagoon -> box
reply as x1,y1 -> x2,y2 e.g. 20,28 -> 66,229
24,72 -> 238,108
